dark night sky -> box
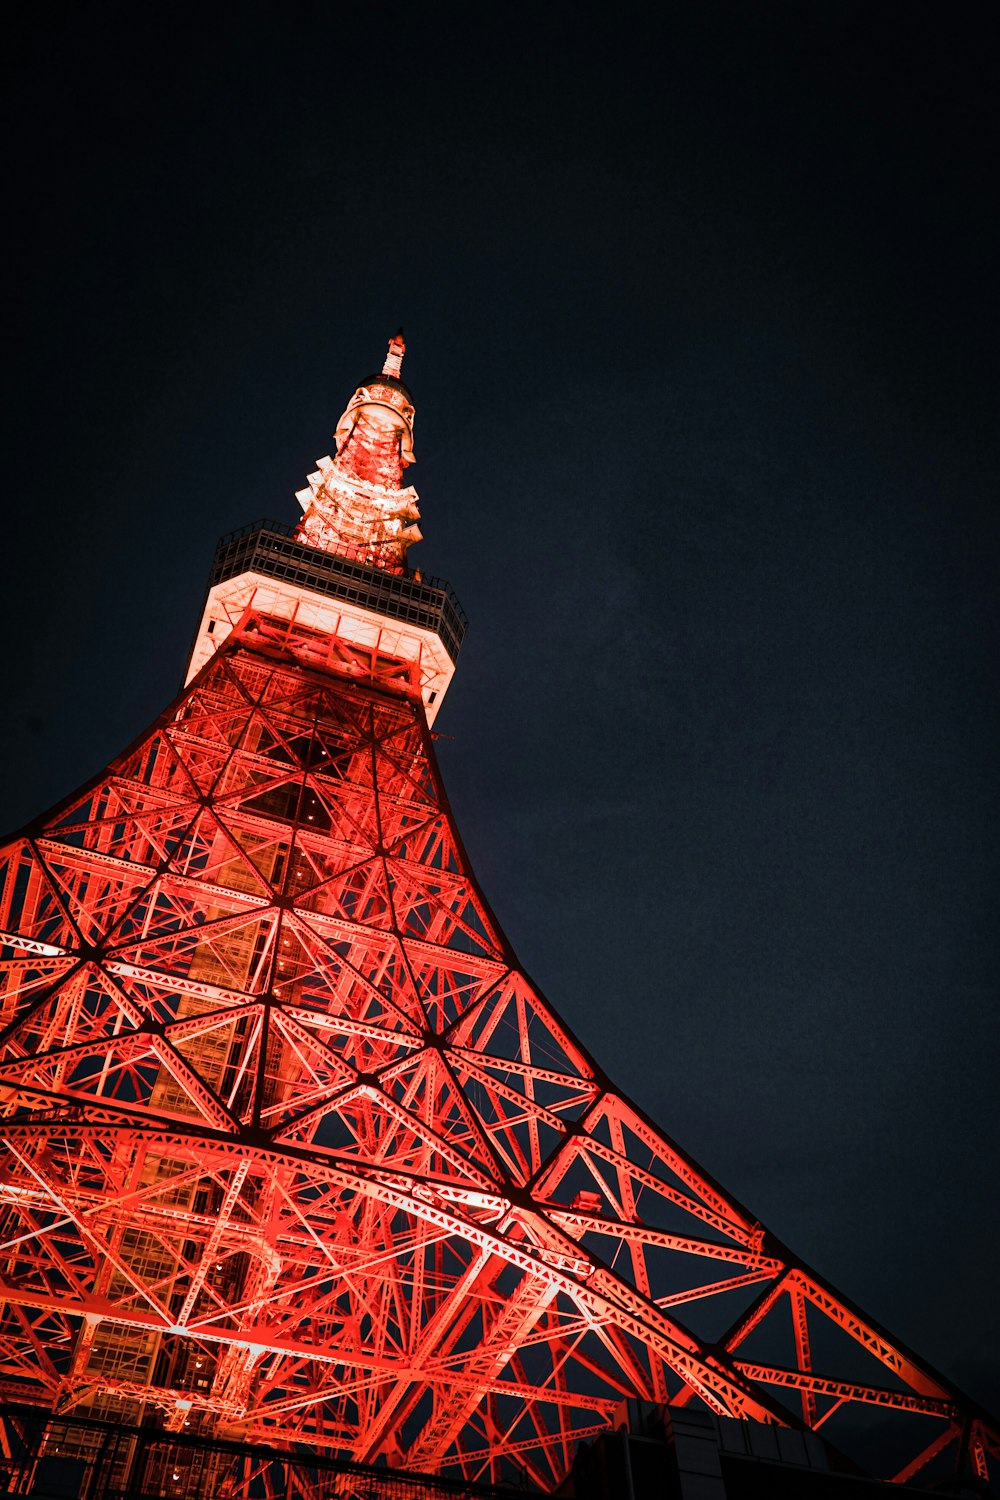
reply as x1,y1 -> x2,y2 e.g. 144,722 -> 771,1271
4,3 -> 998,1417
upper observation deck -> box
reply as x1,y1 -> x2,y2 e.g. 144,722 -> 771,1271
186,520 -> 467,725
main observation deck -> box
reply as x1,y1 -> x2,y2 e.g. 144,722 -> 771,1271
187,520 -> 468,724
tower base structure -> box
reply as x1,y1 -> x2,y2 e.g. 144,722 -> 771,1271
0,341 -> 996,1495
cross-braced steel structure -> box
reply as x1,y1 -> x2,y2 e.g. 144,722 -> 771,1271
0,337 -> 996,1496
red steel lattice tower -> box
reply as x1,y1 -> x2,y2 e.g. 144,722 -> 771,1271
0,337 -> 996,1494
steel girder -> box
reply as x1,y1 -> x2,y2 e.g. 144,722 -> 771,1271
0,617 -> 995,1492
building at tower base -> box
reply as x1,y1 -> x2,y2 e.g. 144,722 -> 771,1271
560,1402 -> 986,1498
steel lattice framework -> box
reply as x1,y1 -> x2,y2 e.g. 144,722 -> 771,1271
0,340 -> 996,1496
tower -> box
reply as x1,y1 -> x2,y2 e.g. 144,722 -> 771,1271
0,339 -> 995,1495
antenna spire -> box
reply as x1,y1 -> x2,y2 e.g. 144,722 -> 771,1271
382,328 -> 406,380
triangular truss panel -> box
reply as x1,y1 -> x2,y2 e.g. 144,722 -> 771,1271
0,626 -> 995,1492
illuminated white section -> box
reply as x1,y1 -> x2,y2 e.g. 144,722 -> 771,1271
382,331 -> 406,380
0,933 -> 66,958
294,453 -> 420,523
294,453 -> 422,561
185,571 -> 455,725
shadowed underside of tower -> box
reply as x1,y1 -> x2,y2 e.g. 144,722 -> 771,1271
0,338 -> 995,1496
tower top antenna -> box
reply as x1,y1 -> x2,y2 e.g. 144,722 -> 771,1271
382,328 -> 406,380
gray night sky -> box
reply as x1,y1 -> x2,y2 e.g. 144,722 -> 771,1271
3,2 -> 998,1421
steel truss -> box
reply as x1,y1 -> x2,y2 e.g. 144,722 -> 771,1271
0,613 -> 996,1492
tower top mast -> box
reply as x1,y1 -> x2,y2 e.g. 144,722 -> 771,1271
382,327 -> 406,380
295,332 -> 421,573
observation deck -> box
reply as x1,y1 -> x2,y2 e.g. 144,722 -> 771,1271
187,520 -> 467,724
